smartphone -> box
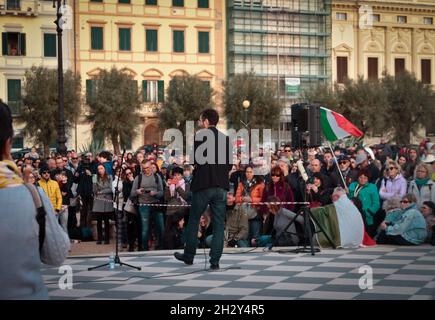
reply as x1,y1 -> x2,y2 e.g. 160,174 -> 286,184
92,174 -> 97,184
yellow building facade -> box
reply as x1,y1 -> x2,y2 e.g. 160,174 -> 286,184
331,0 -> 435,141
74,0 -> 226,151
0,0 -> 74,149
332,0 -> 435,84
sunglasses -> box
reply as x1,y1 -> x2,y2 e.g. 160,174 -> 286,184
284,149 -> 291,152
42,171 -> 50,174
339,161 -> 348,165
388,167 -> 397,171
271,174 -> 281,177
401,200 -> 410,204
72,157 -> 78,160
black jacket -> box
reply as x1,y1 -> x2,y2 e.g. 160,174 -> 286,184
190,126 -> 232,192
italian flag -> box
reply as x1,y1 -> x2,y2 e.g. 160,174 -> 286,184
320,107 -> 363,142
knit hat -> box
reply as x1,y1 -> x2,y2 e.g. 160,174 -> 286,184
355,153 -> 368,166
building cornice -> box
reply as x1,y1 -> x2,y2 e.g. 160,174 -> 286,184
332,1 -> 435,14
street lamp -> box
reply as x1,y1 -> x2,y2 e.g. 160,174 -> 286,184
53,0 -> 67,155
241,99 -> 250,128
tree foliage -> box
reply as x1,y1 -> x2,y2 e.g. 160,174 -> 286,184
223,72 -> 284,130
158,75 -> 214,134
20,66 -> 81,157
303,72 -> 434,144
86,67 -> 142,155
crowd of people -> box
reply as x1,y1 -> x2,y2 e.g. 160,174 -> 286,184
14,137 -> 435,251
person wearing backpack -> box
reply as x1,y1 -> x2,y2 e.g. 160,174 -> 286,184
130,160 -> 164,251
0,101 -> 70,299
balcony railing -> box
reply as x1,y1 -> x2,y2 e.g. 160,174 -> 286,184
8,101 -> 22,116
7,0 -> 20,10
0,0 -> 38,15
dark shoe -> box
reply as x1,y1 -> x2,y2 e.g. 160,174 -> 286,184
210,263 -> 220,271
96,241 -> 102,245
174,252 -> 193,265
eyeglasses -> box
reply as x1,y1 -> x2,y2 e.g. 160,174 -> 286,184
401,200 -> 410,204
271,174 -> 280,177
284,149 -> 291,152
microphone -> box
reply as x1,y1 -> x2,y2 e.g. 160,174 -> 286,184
296,159 -> 309,182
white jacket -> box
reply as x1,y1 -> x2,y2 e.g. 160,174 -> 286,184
408,179 -> 435,210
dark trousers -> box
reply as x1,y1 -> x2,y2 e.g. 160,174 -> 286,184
127,212 -> 139,251
184,188 -> 227,265
377,230 -> 415,245
96,214 -> 110,242
80,196 -> 93,228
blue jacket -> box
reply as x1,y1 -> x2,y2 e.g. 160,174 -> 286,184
386,204 -> 427,245
348,182 -> 380,226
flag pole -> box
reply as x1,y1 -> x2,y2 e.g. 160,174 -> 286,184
327,141 -> 348,193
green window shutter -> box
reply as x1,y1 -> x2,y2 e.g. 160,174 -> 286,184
86,79 -> 93,104
7,79 -> 21,101
158,80 -> 164,103
19,33 -> 26,56
142,80 -> 148,102
44,34 -> 56,57
119,28 -> 131,51
173,30 -> 184,53
198,0 -> 208,8
12,136 -> 24,149
146,29 -> 157,52
198,31 -> 209,53
172,0 -> 184,7
202,80 -> 210,90
91,27 -> 103,50
118,0 -> 130,3
2,33 -> 7,55
146,0 -> 157,4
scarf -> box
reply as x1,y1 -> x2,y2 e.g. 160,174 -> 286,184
415,177 -> 430,189
170,178 -> 187,204
0,160 -> 24,188
243,178 -> 256,196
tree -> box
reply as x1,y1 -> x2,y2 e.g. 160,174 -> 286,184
381,71 -> 434,144
157,75 -> 214,134
20,66 -> 81,157
223,72 -> 283,130
86,67 -> 142,155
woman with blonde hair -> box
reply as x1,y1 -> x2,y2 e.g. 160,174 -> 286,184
407,163 -> 434,210
380,160 -> 407,202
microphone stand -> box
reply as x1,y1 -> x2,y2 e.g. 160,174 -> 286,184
89,150 -> 141,271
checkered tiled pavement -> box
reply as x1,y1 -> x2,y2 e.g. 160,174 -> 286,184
42,245 -> 435,300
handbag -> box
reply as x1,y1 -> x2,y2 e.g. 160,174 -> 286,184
124,198 -> 137,215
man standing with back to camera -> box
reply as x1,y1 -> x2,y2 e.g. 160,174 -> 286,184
174,109 -> 232,270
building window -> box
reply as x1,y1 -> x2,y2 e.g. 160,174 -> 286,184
12,136 -> 24,149
198,31 -> 209,53
119,28 -> 131,51
336,56 -> 348,84
395,58 -> 405,75
2,32 -> 26,56
424,17 -> 433,25
90,0 -> 103,2
198,0 -> 208,8
142,80 -> 164,103
172,0 -> 183,7
43,33 -> 56,57
146,29 -> 158,52
173,30 -> 184,53
397,16 -> 407,24
421,59 -> 432,84
372,14 -> 380,22
91,26 -> 104,50
367,57 -> 378,80
86,79 -> 94,104
7,0 -> 21,10
336,12 -> 347,21
145,0 -> 157,4
7,79 -> 21,115
118,0 -> 130,3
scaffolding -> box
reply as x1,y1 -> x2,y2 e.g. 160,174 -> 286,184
227,0 -> 332,143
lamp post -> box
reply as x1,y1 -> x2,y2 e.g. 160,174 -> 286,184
53,0 -> 67,156
241,99 -> 250,128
